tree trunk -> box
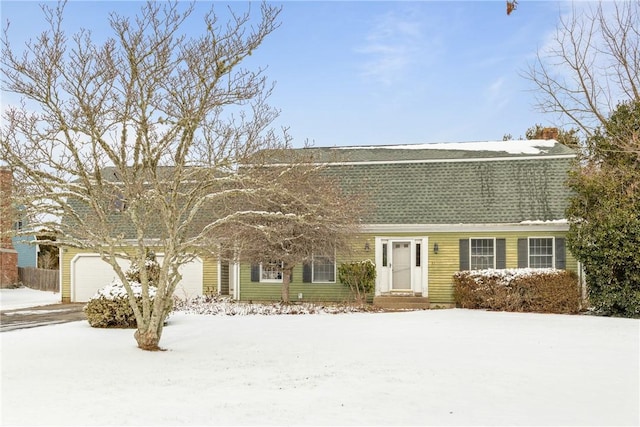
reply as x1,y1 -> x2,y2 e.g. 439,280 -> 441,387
134,307 -> 168,351
281,266 -> 292,304
134,327 -> 163,351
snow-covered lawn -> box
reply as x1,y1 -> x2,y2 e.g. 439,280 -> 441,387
1,292 -> 639,426
0,286 -> 60,310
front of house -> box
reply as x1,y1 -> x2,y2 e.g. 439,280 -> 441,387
59,138 -> 579,306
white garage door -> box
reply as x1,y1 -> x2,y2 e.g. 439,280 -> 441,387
71,254 -> 203,302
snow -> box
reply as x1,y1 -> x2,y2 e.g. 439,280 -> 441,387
0,287 -> 61,310
520,219 -> 569,224
335,139 -> 557,155
1,291 -> 639,426
457,268 -> 564,285
90,280 -> 157,300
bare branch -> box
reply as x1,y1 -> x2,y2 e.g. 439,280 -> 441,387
524,1 -> 640,139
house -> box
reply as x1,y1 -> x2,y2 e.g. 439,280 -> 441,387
0,166 -> 19,287
12,210 -> 39,268
59,138 -> 578,306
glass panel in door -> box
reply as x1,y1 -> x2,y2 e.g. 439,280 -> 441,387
392,242 -> 411,290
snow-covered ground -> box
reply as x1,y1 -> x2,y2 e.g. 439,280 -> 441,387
0,286 -> 61,310
1,290 -> 639,426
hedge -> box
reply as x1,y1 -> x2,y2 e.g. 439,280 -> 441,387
453,269 -> 582,314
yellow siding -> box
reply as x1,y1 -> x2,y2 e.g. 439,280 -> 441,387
60,247 -> 85,302
428,231 -> 577,304
239,230 -> 577,305
62,231 -> 576,305
238,237 -> 370,302
202,255 -> 218,295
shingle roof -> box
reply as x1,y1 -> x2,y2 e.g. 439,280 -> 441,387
64,141 -> 577,236
286,140 -> 577,225
266,139 -> 575,164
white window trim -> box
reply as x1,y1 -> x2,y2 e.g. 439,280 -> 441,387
469,237 -> 496,270
527,236 -> 555,269
260,261 -> 283,283
311,253 -> 336,284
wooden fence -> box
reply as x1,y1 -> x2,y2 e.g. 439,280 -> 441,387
18,267 -> 59,292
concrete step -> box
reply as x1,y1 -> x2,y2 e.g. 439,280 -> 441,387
373,296 -> 430,310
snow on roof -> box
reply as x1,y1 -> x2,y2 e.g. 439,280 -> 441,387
519,219 -> 568,225
333,139 -> 557,155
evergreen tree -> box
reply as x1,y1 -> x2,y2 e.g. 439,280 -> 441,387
567,100 -> 640,317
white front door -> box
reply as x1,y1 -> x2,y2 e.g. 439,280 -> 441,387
391,241 -> 412,290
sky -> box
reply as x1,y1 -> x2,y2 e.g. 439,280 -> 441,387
0,1 -> 577,148
2,286 -> 639,425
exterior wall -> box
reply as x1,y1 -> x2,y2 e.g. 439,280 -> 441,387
202,255 -> 218,295
0,167 -> 18,287
60,246 -> 218,302
0,249 -> 18,287
426,230 -> 576,304
12,236 -> 38,268
237,230 -> 577,305
237,234 -> 371,303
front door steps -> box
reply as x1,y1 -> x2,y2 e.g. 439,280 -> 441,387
373,294 -> 430,310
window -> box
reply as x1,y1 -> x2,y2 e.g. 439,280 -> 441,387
312,255 -> 335,283
261,261 -> 283,282
470,238 -> 495,269
14,219 -> 23,231
529,238 -> 554,268
112,192 -> 127,212
382,243 -> 388,267
415,243 -> 421,267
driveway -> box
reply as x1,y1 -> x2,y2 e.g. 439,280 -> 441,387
0,303 -> 86,332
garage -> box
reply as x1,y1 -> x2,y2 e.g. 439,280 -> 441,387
71,254 -> 203,302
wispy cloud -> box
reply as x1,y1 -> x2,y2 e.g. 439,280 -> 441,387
484,77 -> 510,111
356,8 -> 441,86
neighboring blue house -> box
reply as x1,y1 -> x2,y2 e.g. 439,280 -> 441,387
12,216 -> 39,268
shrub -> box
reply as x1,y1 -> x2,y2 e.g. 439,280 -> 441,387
453,269 -> 582,314
125,254 -> 160,284
84,281 -> 158,328
84,253 -> 167,328
338,260 -> 376,305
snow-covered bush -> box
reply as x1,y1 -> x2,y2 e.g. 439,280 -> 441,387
84,254 -> 167,328
173,294 -> 383,315
453,269 -> 582,314
84,281 -> 158,328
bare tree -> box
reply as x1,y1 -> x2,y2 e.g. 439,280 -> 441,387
218,151 -> 365,303
1,1 -> 285,350
525,0 -> 640,143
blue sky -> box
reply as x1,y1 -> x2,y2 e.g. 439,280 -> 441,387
0,1 -> 573,148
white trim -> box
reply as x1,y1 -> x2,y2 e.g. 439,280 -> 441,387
527,236 -> 556,269
311,253 -> 337,284
362,222 -> 569,233
233,261 -> 240,300
246,154 -> 576,168
374,236 -> 428,296
469,237 -> 497,270
260,261 -> 284,283
58,247 -> 63,302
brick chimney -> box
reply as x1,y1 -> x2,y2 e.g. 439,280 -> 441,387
0,166 -> 19,287
541,127 -> 559,140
